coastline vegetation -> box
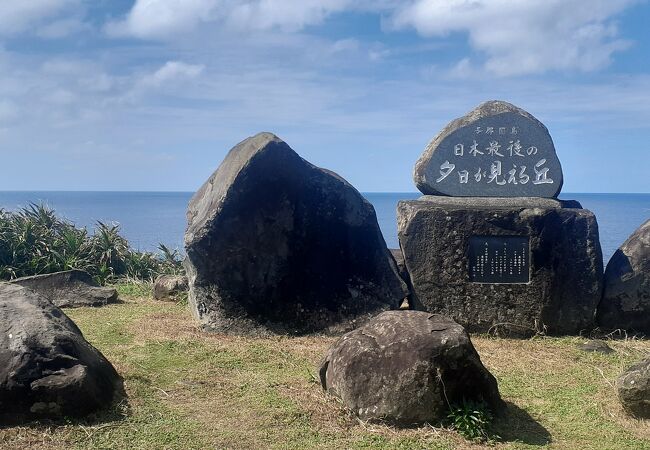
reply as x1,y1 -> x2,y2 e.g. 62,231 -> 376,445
0,204 -> 183,284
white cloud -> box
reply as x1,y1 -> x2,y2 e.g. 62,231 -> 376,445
447,57 -> 473,79
390,0 -> 637,76
142,61 -> 206,87
329,38 -> 359,53
227,0 -> 351,31
106,0 -> 354,38
0,0 -> 79,36
105,0 -> 220,38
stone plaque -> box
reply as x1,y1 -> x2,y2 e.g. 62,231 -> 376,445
414,101 -> 563,198
468,235 -> 530,283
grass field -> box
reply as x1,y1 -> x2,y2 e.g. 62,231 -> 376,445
1,283 -> 649,450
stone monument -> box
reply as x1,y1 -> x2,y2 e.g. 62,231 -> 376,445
398,101 -> 603,336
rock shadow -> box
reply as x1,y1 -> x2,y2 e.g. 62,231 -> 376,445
492,401 -> 551,446
0,383 -> 129,429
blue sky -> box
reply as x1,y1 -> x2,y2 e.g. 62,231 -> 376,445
0,0 -> 649,193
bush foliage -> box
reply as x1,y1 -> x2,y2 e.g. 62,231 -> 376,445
446,398 -> 496,442
0,204 -> 183,284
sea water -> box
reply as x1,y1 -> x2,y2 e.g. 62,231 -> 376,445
0,191 -> 648,264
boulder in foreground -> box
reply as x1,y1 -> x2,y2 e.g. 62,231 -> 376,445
0,284 -> 122,423
617,358 -> 650,418
319,310 -> 503,425
184,132 -> 408,335
597,219 -> 650,334
10,270 -> 118,308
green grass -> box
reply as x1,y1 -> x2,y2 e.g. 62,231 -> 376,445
1,283 -> 649,449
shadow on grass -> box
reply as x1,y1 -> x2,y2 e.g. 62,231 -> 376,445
493,401 -> 551,446
0,387 -> 130,430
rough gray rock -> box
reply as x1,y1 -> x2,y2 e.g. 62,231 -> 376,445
413,100 -> 563,198
184,132 -> 408,335
319,310 -> 503,425
617,358 -> 650,418
10,270 -> 118,308
397,196 -> 603,336
0,284 -> 122,423
153,275 -> 188,301
389,249 -> 409,283
597,220 -> 650,334
578,340 -> 614,354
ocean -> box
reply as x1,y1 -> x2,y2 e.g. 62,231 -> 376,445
0,191 -> 648,265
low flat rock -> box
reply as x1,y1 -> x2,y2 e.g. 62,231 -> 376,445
413,100 -> 563,198
597,220 -> 650,334
617,358 -> 650,418
0,284 -> 122,423
398,196 -> 603,336
578,340 -> 614,354
184,132 -> 408,335
319,310 -> 503,425
153,274 -> 188,300
10,270 -> 118,308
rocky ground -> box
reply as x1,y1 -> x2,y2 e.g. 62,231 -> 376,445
1,282 -> 649,450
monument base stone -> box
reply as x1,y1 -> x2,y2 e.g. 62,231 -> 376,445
397,196 -> 603,336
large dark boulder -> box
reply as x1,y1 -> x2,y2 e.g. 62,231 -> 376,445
597,220 -> 650,333
0,284 -> 122,423
319,310 -> 503,425
184,132 -> 407,335
10,270 -> 118,308
413,100 -> 563,198
398,196 -> 603,336
617,358 -> 650,418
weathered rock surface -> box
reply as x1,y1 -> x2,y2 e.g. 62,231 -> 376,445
597,220 -> 650,334
413,100 -> 563,198
184,132 -> 408,335
319,310 -> 503,425
617,358 -> 650,418
578,340 -> 614,354
153,275 -> 188,300
398,196 -> 603,336
389,249 -> 409,283
0,284 -> 122,423
10,270 -> 118,308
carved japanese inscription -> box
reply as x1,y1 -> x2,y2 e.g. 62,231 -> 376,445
414,101 -> 564,198
468,235 -> 530,284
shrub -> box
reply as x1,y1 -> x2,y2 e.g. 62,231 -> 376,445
0,204 -> 183,284
446,398 -> 496,442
